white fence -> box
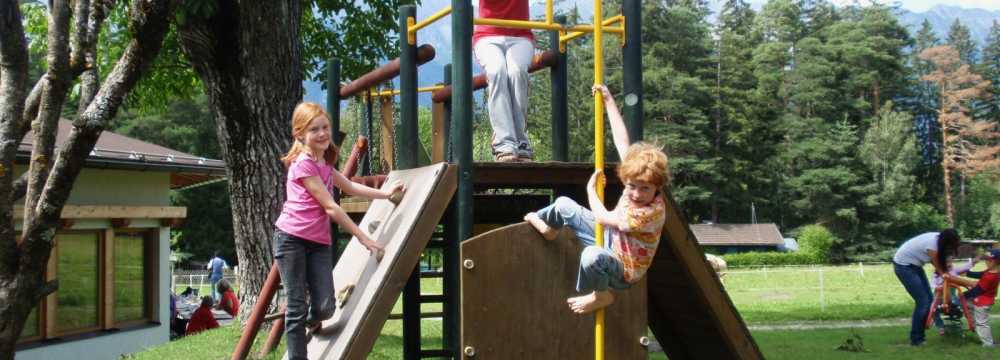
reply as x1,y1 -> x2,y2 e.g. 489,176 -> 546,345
171,271 -> 239,293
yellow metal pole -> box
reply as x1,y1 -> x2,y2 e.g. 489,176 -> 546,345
593,0 -> 605,358
546,0 -> 553,24
372,85 -> 445,97
559,15 -> 623,45
410,6 -> 453,34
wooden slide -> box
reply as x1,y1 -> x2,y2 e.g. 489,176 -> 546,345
646,191 -> 763,359
296,163 -> 456,360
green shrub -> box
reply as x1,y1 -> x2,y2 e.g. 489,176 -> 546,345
798,224 -> 837,261
721,251 -> 821,267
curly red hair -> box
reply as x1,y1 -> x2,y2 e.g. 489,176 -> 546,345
617,142 -> 669,188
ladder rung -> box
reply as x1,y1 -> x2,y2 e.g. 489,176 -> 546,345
387,311 -> 444,320
419,349 -> 453,358
420,271 -> 444,278
419,295 -> 445,303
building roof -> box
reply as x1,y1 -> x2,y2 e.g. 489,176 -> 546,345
690,223 -> 785,246
17,120 -> 226,189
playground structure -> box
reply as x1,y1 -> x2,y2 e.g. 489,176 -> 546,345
234,0 -> 763,359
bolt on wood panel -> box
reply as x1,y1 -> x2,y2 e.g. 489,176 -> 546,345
461,222 -> 648,359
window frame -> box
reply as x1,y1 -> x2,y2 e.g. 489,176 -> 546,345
16,226 -> 160,346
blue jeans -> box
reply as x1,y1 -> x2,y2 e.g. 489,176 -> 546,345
274,230 -> 335,360
894,262 -> 932,345
535,197 -> 628,293
209,277 -> 221,302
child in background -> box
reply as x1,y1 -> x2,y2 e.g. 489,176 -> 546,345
930,257 -> 979,334
214,279 -> 239,318
185,296 -> 219,335
944,249 -> 1000,347
524,85 -> 668,314
273,102 -> 403,360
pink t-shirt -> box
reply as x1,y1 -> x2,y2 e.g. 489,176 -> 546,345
473,0 -> 534,45
275,153 -> 333,245
611,195 -> 666,283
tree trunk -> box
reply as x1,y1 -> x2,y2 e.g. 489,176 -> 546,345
179,0 -> 302,320
0,0 -> 175,353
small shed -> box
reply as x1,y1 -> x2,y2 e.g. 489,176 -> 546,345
690,223 -> 785,254
14,120 -> 225,360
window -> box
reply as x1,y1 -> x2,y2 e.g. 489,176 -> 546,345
56,232 -> 100,333
17,228 -> 158,346
114,231 -> 149,323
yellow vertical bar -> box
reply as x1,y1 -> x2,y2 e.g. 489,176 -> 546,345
546,0 -> 553,24
593,0 -> 605,358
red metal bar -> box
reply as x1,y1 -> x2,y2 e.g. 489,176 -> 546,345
232,263 -> 281,360
342,136 -> 369,178
432,50 -> 557,103
259,309 -> 286,357
339,44 -> 437,98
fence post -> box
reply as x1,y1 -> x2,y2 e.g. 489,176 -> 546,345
763,265 -> 768,280
859,262 -> 864,277
819,268 -> 825,312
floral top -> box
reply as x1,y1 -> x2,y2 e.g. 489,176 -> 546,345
611,195 -> 666,283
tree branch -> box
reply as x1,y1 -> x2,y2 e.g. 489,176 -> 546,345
20,0 -> 178,264
23,0 -> 73,229
0,0 -> 31,274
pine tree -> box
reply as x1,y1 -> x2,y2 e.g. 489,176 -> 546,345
947,19 -> 978,65
920,46 -> 997,226
974,20 -> 1000,124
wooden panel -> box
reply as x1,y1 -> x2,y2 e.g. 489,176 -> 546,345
379,98 -> 395,171
13,205 -> 187,219
646,191 -> 763,360
102,229 -> 115,329
431,102 -> 446,162
302,163 -> 457,359
461,223 -> 647,359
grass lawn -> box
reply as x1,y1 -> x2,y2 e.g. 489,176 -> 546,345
143,263 -> 1000,358
724,263 -> 1000,323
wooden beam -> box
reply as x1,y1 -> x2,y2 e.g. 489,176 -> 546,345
160,218 -> 185,228
13,205 -> 187,219
379,97 -> 395,171
103,229 -> 115,328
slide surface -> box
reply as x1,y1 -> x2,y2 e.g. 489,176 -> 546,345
646,191 -> 763,359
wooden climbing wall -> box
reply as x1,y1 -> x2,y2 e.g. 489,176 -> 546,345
298,163 -> 456,360
461,223 -> 648,359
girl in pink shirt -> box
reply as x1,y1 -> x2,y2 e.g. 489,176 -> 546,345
273,102 -> 403,359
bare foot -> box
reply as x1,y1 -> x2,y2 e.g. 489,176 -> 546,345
567,291 -> 614,314
524,212 -> 557,241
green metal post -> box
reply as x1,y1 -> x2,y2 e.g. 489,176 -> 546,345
362,91 -> 372,176
327,58 -> 341,140
398,5 -> 421,360
622,0 -> 643,141
327,58 -> 343,263
443,64 -> 453,162
441,61 -> 460,356
451,0 -> 474,357
550,16 -> 569,161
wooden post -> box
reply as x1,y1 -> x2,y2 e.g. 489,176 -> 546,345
432,101 -> 446,162
380,97 -> 396,170
399,5 -> 421,359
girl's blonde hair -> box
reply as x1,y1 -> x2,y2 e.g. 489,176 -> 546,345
617,141 -> 669,188
281,102 -> 339,167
